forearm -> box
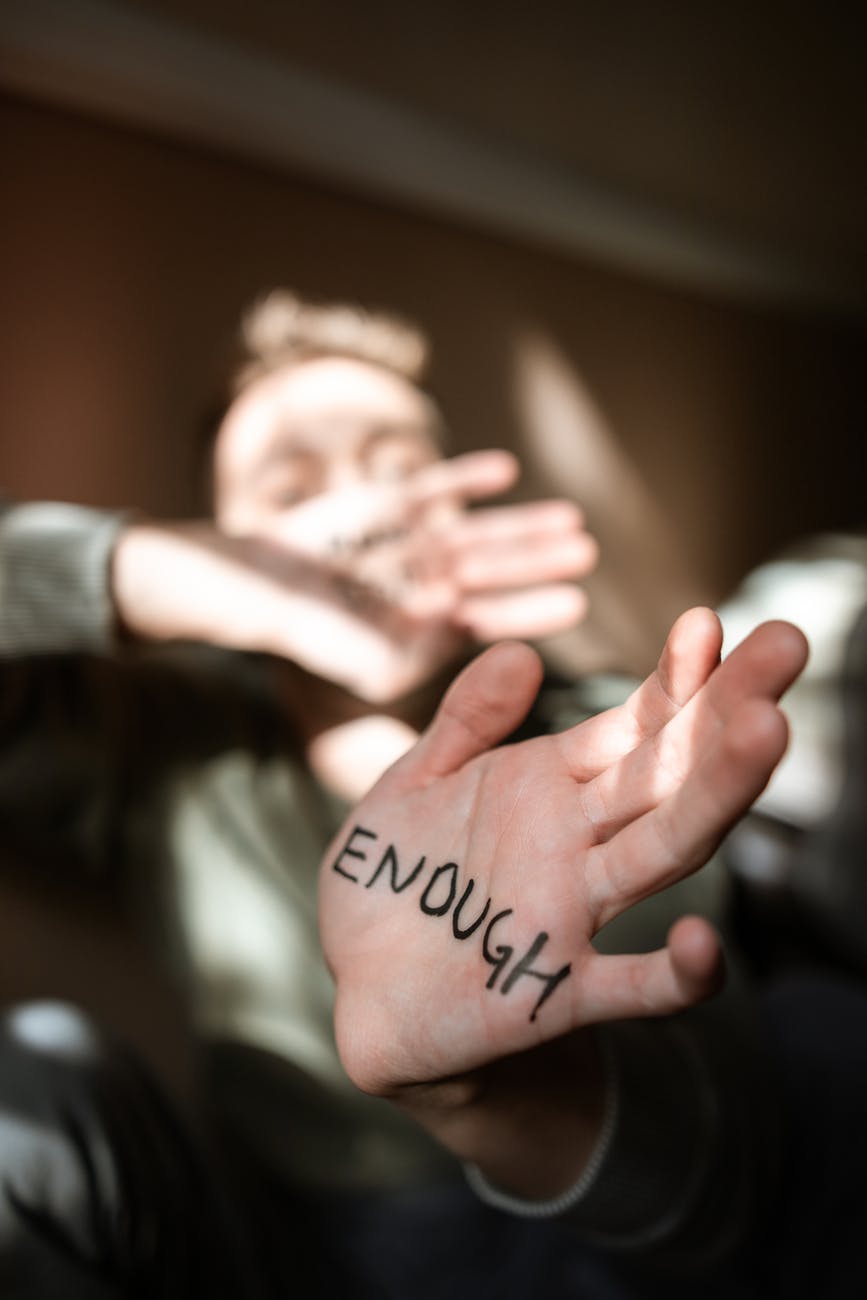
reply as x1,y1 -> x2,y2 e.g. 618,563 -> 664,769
111,521 -> 389,687
111,520 -> 277,647
0,506 -> 268,659
0,506 -> 422,697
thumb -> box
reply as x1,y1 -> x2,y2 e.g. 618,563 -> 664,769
405,641 -> 544,783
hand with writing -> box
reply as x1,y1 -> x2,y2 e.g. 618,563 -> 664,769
319,609 -> 807,1194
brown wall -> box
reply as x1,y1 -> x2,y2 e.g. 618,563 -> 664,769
2,93 -> 864,674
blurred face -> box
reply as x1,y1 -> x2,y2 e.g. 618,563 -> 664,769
212,356 -> 441,533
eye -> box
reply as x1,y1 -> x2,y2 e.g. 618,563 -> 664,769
260,449 -> 322,507
366,435 -> 438,483
273,486 -> 306,506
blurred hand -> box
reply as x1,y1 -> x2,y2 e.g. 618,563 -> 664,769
257,449 -> 596,699
114,451 -> 596,702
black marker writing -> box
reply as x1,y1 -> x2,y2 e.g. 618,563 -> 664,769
481,908 -> 515,989
500,931 -> 572,1022
365,843 -> 427,893
419,863 -> 459,916
451,879 -> 490,941
331,824 -> 377,882
329,827 -> 572,1022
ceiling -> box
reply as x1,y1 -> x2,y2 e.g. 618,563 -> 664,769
3,0 -> 866,308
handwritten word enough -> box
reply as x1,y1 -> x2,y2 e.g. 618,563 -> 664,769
331,824 -> 571,1022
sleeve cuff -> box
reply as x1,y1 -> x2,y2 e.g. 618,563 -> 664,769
463,1030 -> 619,1218
464,1019 -> 718,1250
0,502 -> 129,656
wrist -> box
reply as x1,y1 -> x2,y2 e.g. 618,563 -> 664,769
395,1030 -> 609,1202
111,521 -> 190,643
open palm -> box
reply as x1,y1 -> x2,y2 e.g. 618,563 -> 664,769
319,608 -> 807,1096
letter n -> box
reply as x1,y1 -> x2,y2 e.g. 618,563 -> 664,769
366,844 -> 426,893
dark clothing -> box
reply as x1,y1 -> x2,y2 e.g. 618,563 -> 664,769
3,976 -> 867,1299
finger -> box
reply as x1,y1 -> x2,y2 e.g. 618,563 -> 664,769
443,499 -> 587,548
264,456 -> 516,558
406,641 -> 544,782
668,914 -> 726,998
457,585 -> 589,640
454,532 -> 599,592
408,450 -> 520,511
577,620 -> 808,844
584,696 -> 790,930
578,917 -> 725,1022
559,607 -> 724,782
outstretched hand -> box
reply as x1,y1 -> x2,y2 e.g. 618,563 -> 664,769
319,608 -> 808,1098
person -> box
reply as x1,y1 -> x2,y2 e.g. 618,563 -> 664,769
0,289 -> 821,1297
